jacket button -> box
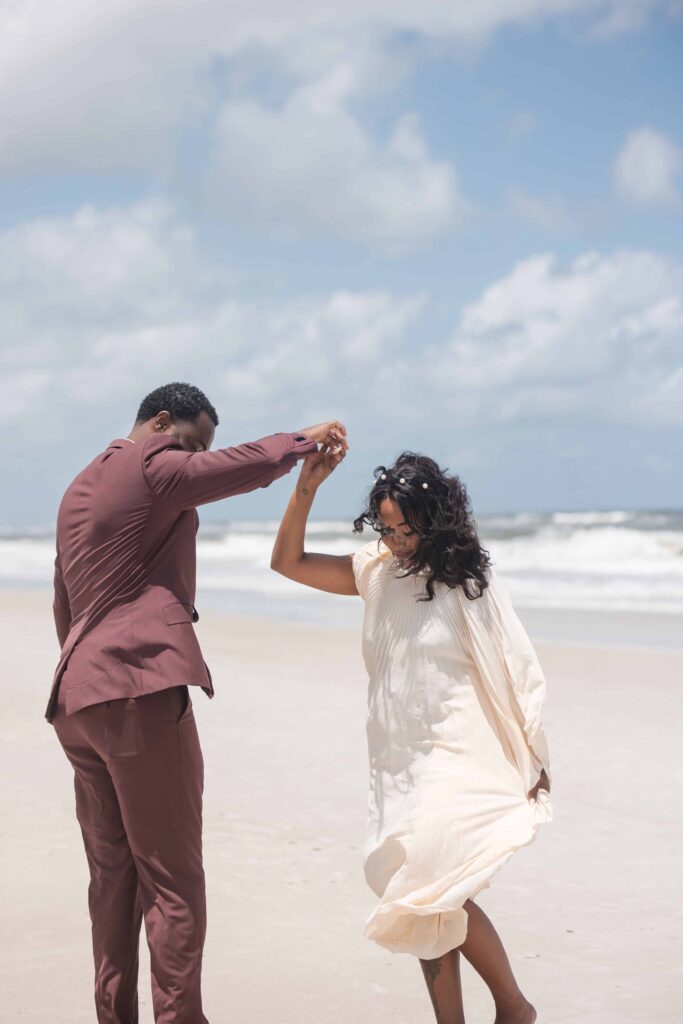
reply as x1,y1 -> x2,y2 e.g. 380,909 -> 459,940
192,605 -> 199,622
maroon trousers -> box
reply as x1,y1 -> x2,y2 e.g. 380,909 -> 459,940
52,682 -> 210,1024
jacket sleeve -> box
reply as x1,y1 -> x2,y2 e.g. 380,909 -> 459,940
53,546 -> 72,649
141,431 -> 318,511
459,570 -> 552,788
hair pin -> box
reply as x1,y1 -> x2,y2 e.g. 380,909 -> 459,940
377,471 -> 429,489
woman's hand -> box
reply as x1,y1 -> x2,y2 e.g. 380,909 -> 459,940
528,768 -> 550,801
298,445 -> 346,494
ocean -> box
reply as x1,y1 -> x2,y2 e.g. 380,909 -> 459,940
1,509 -> 681,649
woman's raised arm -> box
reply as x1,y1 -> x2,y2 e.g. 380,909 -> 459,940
270,447 -> 359,596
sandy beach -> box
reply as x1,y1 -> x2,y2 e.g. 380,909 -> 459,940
1,588 -> 681,1024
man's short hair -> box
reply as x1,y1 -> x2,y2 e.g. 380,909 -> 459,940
135,382 -> 219,428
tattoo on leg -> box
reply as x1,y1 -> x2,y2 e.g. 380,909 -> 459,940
420,956 -> 444,1020
422,957 -> 443,985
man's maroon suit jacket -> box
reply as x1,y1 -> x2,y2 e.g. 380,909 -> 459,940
46,429 -> 317,723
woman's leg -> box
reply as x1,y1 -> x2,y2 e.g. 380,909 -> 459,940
458,899 -> 536,1024
420,948 -> 466,1024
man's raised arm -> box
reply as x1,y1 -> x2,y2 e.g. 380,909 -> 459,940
141,421 -> 347,512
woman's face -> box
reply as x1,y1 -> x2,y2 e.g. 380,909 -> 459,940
376,497 -> 421,558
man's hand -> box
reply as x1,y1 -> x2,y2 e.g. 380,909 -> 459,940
298,420 -> 349,455
528,768 -> 551,801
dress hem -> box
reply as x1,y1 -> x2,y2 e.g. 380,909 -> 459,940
363,791 -> 552,960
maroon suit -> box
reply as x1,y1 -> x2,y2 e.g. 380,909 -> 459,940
49,429 -> 316,1023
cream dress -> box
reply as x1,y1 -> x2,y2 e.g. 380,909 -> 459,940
351,539 -> 553,961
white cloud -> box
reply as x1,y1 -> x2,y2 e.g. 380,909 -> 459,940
213,289 -> 426,423
212,81 -> 461,252
0,200 -> 209,324
2,3 -> 671,167
429,250 -> 683,425
0,1 -> 677,251
614,127 -> 683,206
3,201 -> 682,442
0,201 -> 425,430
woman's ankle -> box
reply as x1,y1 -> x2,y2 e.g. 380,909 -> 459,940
493,992 -> 535,1024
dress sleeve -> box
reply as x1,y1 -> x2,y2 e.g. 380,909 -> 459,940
459,569 -> 552,788
351,539 -> 384,600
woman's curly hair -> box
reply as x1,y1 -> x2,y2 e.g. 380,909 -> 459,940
352,451 -> 491,602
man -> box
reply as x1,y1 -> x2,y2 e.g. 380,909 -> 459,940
48,381 -> 348,1023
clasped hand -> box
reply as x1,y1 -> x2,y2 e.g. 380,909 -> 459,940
297,420 -> 349,490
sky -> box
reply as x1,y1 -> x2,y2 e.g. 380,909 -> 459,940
1,0 -> 682,525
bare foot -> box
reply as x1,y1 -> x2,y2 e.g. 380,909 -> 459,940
493,996 -> 537,1024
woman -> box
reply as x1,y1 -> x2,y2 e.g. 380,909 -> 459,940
271,439 -> 552,1024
